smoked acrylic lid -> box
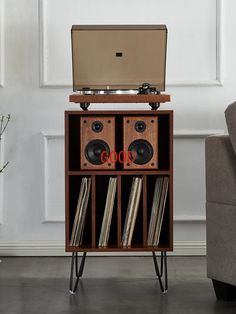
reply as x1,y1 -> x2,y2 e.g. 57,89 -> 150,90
71,25 -> 167,92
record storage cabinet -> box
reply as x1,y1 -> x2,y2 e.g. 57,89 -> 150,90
65,110 -> 173,252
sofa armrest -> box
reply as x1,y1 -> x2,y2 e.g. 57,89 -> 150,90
205,135 -> 236,205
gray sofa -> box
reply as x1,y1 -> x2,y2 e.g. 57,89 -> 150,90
206,102 -> 236,301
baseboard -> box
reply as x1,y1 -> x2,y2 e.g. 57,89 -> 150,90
0,241 -> 206,256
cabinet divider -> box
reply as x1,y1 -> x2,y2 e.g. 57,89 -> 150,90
169,112 -> 174,250
117,175 -> 122,247
142,175 -> 147,247
117,176 -> 122,247
91,175 -> 96,247
169,173 -> 173,250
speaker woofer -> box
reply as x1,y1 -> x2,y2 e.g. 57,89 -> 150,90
85,139 -> 110,165
128,139 -> 153,165
135,120 -> 146,133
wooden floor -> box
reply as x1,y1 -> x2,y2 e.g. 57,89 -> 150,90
0,256 -> 235,314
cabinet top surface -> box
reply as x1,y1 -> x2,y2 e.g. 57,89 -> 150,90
69,94 -> 171,104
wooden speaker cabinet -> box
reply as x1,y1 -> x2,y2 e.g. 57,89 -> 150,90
80,116 -> 115,170
123,116 -> 158,169
66,94 -> 172,294
65,109 -> 173,251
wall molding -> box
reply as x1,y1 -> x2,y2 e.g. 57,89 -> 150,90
168,0 -> 223,87
216,0 -> 223,85
41,131 -> 64,223
43,129 -> 225,141
39,0 -> 47,88
41,129 -> 221,223
174,215 -> 205,222
0,173 -> 2,223
39,0 -> 223,88
0,0 -> 5,87
174,129 -> 225,138
0,240 -> 206,256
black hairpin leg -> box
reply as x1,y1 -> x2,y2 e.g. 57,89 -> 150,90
152,251 -> 168,293
69,252 -> 87,294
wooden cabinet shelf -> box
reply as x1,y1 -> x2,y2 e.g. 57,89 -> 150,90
67,246 -> 173,252
65,110 -> 173,253
68,170 -> 171,176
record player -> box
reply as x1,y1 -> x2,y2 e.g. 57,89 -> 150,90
71,25 -> 169,109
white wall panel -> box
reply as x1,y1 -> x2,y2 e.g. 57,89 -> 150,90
0,0 -> 5,87
0,0 -> 236,255
40,0 -> 220,87
174,138 -> 205,220
0,176 -> 2,223
0,240 -> 206,256
0,136 -> 4,223
42,132 -> 64,222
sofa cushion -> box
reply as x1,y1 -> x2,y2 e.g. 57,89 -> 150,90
225,101 -> 236,155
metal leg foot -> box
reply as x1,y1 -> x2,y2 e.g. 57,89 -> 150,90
152,251 -> 168,293
69,252 -> 87,294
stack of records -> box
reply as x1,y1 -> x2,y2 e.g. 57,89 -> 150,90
70,177 -> 91,246
98,177 -> 117,247
147,176 -> 169,246
122,177 -> 143,247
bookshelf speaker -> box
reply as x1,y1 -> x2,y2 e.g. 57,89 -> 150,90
123,116 -> 158,169
80,116 -> 115,169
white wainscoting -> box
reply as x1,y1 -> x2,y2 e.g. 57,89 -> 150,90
41,131 -> 65,223
0,135 -> 4,224
0,0 -> 5,87
0,129 -> 222,255
0,177 -> 2,223
174,136 -> 206,221
0,240 -> 206,256
39,0 -> 222,87
41,129 -> 223,223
